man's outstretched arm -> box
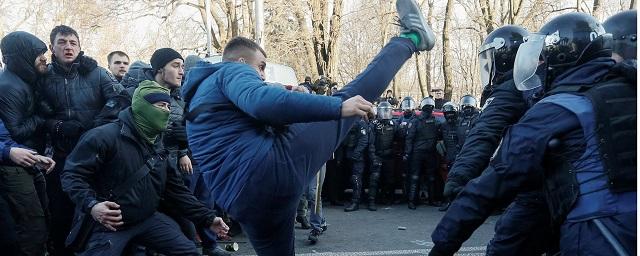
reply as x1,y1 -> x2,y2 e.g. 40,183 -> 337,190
221,63 -> 373,125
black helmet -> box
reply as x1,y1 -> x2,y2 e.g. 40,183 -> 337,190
442,102 -> 457,121
603,10 -> 637,60
459,95 -> 477,109
400,96 -> 416,111
377,101 -> 393,120
442,102 -> 457,113
513,12 -> 612,91
478,25 -> 529,89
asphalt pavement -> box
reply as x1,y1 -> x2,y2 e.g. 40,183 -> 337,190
220,203 -> 499,256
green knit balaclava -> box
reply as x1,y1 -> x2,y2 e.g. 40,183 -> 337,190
132,80 -> 171,144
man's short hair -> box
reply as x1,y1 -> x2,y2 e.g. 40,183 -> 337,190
222,37 -> 267,61
107,51 -> 129,64
49,25 -> 79,45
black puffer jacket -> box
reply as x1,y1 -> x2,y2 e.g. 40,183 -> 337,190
61,109 -> 215,227
447,72 -> 528,187
0,32 -> 48,152
40,52 -> 126,156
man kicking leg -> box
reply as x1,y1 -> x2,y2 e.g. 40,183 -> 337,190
183,0 -> 434,254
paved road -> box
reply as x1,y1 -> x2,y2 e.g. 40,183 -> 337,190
220,203 -> 499,255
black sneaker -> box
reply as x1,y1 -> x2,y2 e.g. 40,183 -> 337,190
296,216 -> 311,229
308,229 -> 321,244
396,0 -> 436,51
202,246 -> 232,256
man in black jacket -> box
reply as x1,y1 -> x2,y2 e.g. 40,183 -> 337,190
0,31 -> 56,256
39,25 -> 127,256
61,81 -> 228,255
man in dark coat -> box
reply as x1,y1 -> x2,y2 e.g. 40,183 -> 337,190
39,25 -> 128,256
61,81 -> 228,255
0,31 -> 56,255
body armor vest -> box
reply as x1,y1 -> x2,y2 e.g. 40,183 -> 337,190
542,75 -> 636,223
441,121 -> 459,161
456,113 -> 477,148
373,119 -> 395,157
413,116 -> 439,152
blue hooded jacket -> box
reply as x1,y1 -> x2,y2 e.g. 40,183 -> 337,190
183,62 -> 342,210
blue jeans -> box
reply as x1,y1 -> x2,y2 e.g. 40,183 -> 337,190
228,37 -> 416,256
303,165 -> 326,231
80,212 -> 199,256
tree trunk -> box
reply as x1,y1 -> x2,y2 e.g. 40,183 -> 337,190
631,0 -> 636,9
416,56 -> 426,98
294,1 -> 320,79
310,0 -> 328,76
592,0 -> 601,19
442,0 -> 454,101
479,0 -> 494,35
425,0 -> 433,96
326,0 -> 343,78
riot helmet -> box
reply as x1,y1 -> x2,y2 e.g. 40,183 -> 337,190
377,101 -> 393,120
603,10 -> 637,60
442,102 -> 457,122
459,95 -> 477,109
401,96 -> 416,111
514,12 -> 612,92
478,25 -> 529,89
420,97 -> 435,116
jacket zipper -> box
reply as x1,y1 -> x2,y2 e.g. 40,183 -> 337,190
65,78 -> 71,119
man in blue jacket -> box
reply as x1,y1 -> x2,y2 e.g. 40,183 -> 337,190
183,0 -> 434,254
430,12 -> 636,256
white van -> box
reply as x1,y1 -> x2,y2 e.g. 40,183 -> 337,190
203,55 -> 299,86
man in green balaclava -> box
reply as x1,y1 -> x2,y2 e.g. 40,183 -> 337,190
61,80 -> 228,255
132,80 -> 172,144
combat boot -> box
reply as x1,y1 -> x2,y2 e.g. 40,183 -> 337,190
344,200 -> 359,212
368,200 -> 377,211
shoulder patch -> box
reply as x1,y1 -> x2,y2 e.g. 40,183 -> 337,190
481,97 -> 495,111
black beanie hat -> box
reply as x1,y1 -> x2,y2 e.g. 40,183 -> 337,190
150,48 -> 183,71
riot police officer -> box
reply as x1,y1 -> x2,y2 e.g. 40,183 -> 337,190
432,13 -> 636,255
405,97 -> 442,209
603,10 -> 637,62
440,102 -> 459,166
344,118 -> 371,212
456,95 -> 478,148
439,25 -> 558,256
368,101 -> 398,210
398,96 -> 417,133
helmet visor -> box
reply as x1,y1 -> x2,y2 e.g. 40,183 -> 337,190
401,99 -> 416,110
377,107 -> 392,119
420,98 -> 436,108
514,34 -> 546,91
479,49 -> 495,88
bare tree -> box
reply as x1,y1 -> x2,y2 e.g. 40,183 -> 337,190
442,0 -> 455,101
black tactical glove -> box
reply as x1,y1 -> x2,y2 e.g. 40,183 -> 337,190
443,180 -> 463,200
164,122 -> 188,149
